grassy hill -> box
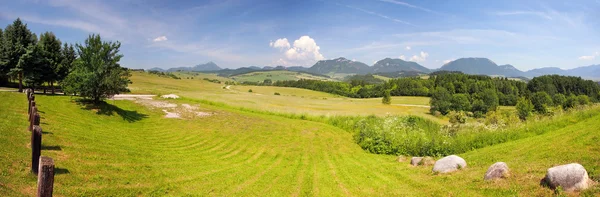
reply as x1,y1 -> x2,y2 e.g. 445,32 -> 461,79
1,90 -> 600,196
127,72 -> 438,122
230,70 -> 333,83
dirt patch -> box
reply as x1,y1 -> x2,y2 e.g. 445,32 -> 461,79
161,94 -> 180,99
134,99 -> 212,119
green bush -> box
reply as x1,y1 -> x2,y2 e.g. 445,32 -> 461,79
532,91 -> 553,114
516,97 -> 534,120
382,89 -> 391,105
248,89 -> 253,93
274,92 -> 280,95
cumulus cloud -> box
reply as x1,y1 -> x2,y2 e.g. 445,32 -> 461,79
269,38 -> 290,50
405,46 -> 411,50
270,36 -> 324,66
578,52 -> 599,60
153,36 -> 168,42
410,51 -> 429,62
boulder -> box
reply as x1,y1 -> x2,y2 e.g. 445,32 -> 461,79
410,157 -> 435,166
542,163 -> 593,192
397,155 -> 407,163
432,155 -> 466,173
484,162 -> 509,180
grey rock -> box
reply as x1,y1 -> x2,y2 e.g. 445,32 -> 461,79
484,162 -> 509,180
410,157 -> 435,166
432,155 -> 467,173
542,163 -> 593,192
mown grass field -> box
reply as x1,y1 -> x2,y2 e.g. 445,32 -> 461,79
127,71 -> 441,123
1,89 -> 600,196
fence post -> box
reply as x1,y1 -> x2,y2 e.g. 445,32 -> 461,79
29,101 -> 36,121
32,125 -> 42,174
29,107 -> 38,132
37,156 -> 54,197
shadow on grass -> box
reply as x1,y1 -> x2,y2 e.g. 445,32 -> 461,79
55,167 -> 70,175
42,145 -> 62,151
76,99 -> 148,123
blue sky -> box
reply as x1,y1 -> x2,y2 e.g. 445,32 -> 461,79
1,0 -> 599,70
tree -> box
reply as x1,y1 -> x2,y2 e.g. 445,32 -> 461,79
471,99 -> 486,117
450,93 -> 471,111
263,79 -> 272,85
481,89 -> 499,112
382,89 -> 391,105
1,18 -> 37,92
38,32 -> 63,94
552,93 -> 566,108
564,94 -> 578,109
18,43 -> 45,89
58,43 -> 76,85
531,91 -> 553,113
516,97 -> 534,120
430,87 -> 452,115
62,34 -> 130,102
577,95 -> 590,106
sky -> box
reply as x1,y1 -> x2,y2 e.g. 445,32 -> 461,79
1,0 -> 599,70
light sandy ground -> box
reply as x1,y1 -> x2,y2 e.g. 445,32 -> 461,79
112,94 -> 212,118
392,104 -> 430,108
225,85 -> 231,90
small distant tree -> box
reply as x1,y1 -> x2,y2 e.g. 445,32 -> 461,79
382,89 -> 391,105
531,91 -> 553,113
448,111 -> 467,124
515,97 -> 533,120
471,99 -> 486,117
248,89 -> 252,93
62,34 -> 130,103
430,87 -> 452,115
552,93 -> 566,108
263,79 -> 272,85
564,94 -> 578,109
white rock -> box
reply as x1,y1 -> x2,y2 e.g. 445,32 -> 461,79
542,163 -> 593,192
432,155 -> 467,173
161,94 -> 180,99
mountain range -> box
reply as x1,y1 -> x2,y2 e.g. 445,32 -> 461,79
148,58 -> 600,80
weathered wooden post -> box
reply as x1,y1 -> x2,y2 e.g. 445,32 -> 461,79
37,156 -> 54,197
32,125 -> 42,174
29,107 -> 38,132
29,101 -> 36,121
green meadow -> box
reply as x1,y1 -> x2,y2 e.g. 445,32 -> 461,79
1,73 -> 599,196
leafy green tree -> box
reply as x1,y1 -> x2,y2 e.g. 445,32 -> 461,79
382,89 -> 391,105
1,18 -> 37,92
263,79 -> 272,85
430,87 -> 452,115
515,97 -> 534,120
481,89 -> 499,112
37,32 -> 63,93
531,91 -> 553,113
552,93 -> 566,108
450,93 -> 471,111
471,99 -> 486,116
62,34 -> 130,102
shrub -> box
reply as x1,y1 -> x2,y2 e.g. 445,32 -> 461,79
274,92 -> 280,95
531,91 -> 553,114
448,111 -> 467,125
382,89 -> 391,105
248,89 -> 253,93
430,87 -> 452,115
552,93 -> 566,107
577,95 -> 590,105
516,97 -> 534,120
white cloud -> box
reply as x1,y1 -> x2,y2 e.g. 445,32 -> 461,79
443,59 -> 455,64
271,36 -> 325,66
405,46 -> 411,50
269,38 -> 290,50
378,0 -> 444,16
410,51 -> 429,62
578,52 -> 599,60
399,55 -> 406,60
153,36 -> 168,42
494,11 -> 553,20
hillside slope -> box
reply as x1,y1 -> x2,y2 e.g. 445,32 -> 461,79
0,92 -> 599,196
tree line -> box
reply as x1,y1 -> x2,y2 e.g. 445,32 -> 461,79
0,18 -> 130,102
